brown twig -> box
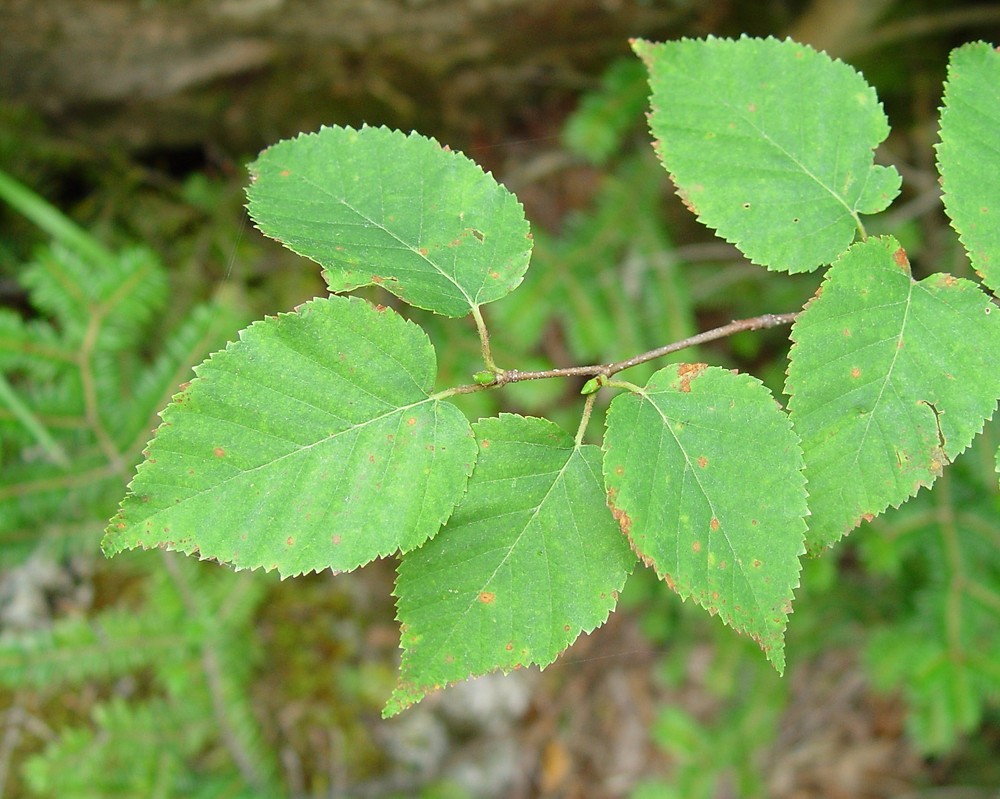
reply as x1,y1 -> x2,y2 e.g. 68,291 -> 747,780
497,312 -> 799,385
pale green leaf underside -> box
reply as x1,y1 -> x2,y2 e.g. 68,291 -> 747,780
786,236 -> 1000,553
603,364 -> 808,672
938,42 -> 1000,297
246,125 -> 533,317
387,414 -> 636,716
634,36 -> 900,273
103,296 -> 477,576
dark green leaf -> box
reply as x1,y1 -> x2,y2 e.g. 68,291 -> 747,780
387,414 -> 635,715
603,364 -> 808,671
246,125 -> 532,317
634,36 -> 900,272
938,41 -> 1000,296
785,236 -> 1000,552
103,296 -> 477,576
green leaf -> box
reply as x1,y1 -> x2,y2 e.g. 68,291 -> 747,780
633,36 -> 900,272
387,414 -> 636,716
603,364 -> 808,672
785,236 -> 1000,553
938,42 -> 1000,296
246,125 -> 533,317
103,295 -> 477,576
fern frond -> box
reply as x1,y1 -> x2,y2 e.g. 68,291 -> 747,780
0,309 -> 72,376
0,602 -> 198,688
22,697 -> 215,799
864,439 -> 1000,753
18,244 -> 168,351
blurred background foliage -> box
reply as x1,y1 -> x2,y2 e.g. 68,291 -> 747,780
1,0 -> 1000,797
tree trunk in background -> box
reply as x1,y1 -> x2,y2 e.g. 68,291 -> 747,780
0,0 -> 682,154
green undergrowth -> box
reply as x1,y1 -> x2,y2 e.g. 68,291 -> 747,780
0,166 -> 287,797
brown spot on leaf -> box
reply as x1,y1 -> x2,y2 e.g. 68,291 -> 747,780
692,541 -> 702,553
375,304 -> 387,312
213,447 -> 226,458
850,367 -> 861,379
677,362 -> 707,393
893,247 -> 909,270
677,187 -> 699,215
710,518 -> 720,531
697,456 -> 708,468
479,591 -> 496,604
178,381 -> 191,391
286,536 -> 295,546
480,439 -> 490,448
407,417 -> 417,426
614,465 -> 624,476
332,534 -> 341,545
505,642 -> 514,651
418,247 -> 429,256
842,328 -> 852,337
280,169 -> 291,177
608,499 -> 632,537
663,573 -> 677,591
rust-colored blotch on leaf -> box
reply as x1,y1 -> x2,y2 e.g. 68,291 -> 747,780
677,362 -> 707,393
608,500 -> 632,537
478,591 -> 496,604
